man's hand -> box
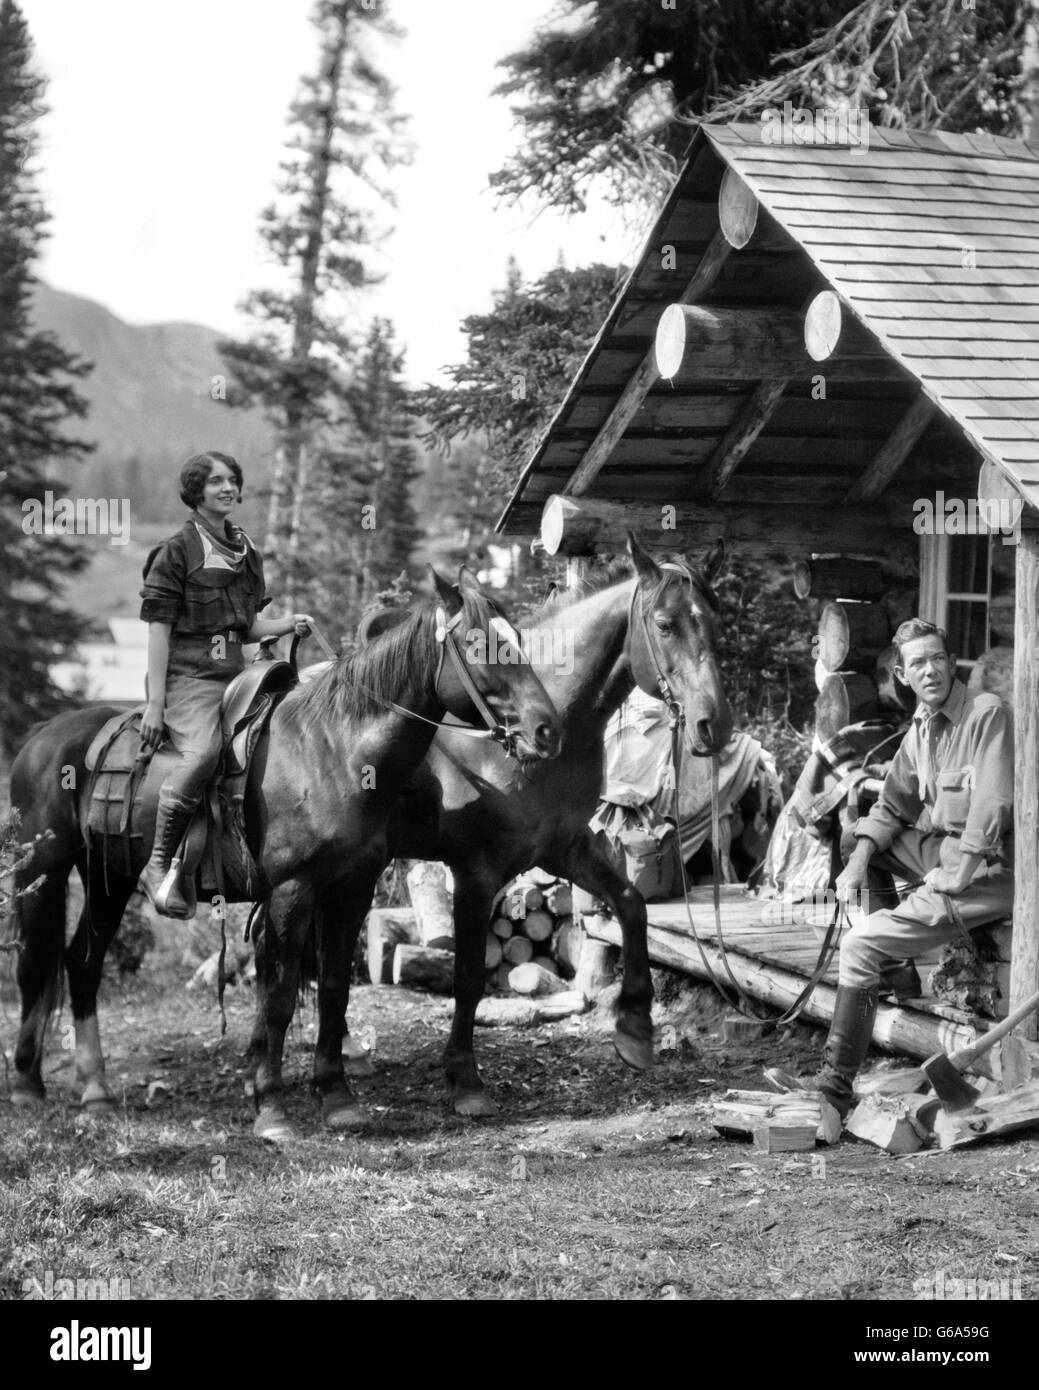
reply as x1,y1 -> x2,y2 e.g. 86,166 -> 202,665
138,699 -> 165,756
922,867 -> 966,895
835,843 -> 872,905
923,843 -> 984,897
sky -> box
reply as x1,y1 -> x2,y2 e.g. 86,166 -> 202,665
20,0 -> 639,386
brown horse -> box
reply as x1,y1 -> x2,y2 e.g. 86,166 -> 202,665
9,568 -> 560,1134
305,534 -> 733,1118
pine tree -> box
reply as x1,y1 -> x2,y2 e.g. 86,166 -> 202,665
1021,0 -> 1039,139
491,0 -> 1025,216
414,259 -> 622,558
350,318 -> 420,609
218,0 -> 409,607
298,317 -> 420,639
712,0 -> 1025,133
0,0 -> 92,758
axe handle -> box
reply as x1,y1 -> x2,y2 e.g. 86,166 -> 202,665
947,985 -> 1039,1071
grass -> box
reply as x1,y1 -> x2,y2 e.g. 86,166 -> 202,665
1,953 -> 1038,1301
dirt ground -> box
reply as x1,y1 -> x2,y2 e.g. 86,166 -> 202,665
1,934 -> 1037,1304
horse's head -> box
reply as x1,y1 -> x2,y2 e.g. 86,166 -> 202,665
624,531 -> 733,757
428,565 -> 562,761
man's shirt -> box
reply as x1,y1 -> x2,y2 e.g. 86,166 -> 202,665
854,679 -> 1013,860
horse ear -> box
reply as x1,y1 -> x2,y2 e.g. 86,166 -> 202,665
428,564 -> 463,615
456,566 -> 481,595
626,531 -> 661,585
700,538 -> 725,584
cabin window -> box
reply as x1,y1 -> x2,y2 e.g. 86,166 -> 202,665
920,532 -> 1014,681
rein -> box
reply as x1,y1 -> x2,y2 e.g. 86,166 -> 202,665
632,570 -> 846,1026
669,701 -> 851,1027
308,611 -> 524,759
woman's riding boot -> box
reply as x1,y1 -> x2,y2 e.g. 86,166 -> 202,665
141,788 -> 198,919
763,985 -> 879,1118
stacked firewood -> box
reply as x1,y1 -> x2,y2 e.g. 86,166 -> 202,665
485,870 -> 577,995
364,863 -> 614,1018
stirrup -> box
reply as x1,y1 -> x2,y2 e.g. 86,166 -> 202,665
149,860 -> 195,920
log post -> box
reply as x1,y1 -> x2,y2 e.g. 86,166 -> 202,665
1013,527 -> 1039,1040
538,493 -> 902,559
406,861 -> 455,950
655,304 -> 890,383
792,558 -> 886,602
815,672 -> 880,742
656,305 -> 803,381
392,944 -> 455,993
366,908 -> 420,985
816,600 -> 891,673
575,938 -> 618,997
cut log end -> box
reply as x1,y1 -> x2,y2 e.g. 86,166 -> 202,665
654,303 -> 688,379
804,289 -> 843,362
508,961 -> 569,997
718,167 -> 759,250
392,944 -> 455,994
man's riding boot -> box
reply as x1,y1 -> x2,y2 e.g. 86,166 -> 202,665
763,985 -> 879,1118
878,958 -> 922,1003
141,788 -> 198,919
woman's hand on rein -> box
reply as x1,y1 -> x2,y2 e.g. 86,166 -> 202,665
288,613 -> 314,638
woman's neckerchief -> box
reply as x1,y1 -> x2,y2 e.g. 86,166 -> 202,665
191,510 -> 248,573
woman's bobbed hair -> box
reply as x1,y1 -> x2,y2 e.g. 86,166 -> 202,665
179,451 -> 243,509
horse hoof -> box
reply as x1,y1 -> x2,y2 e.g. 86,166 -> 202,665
343,1055 -> 375,1080
81,1096 -> 118,1119
613,1029 -> 654,1072
10,1086 -> 45,1110
80,1079 -> 118,1116
254,1110 -> 297,1144
453,1090 -> 499,1118
322,1101 -> 368,1132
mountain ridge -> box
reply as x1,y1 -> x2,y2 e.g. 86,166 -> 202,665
30,281 -> 274,530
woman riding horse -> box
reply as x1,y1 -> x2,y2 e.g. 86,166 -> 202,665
138,451 -> 312,917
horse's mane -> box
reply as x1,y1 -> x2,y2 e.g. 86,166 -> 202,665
535,554 -> 718,620
283,585 -> 501,734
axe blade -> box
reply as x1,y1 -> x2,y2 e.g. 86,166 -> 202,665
920,1052 -> 981,1112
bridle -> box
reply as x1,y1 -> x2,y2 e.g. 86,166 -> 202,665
431,605 -> 526,759
308,608 -> 526,760
626,562 -> 714,756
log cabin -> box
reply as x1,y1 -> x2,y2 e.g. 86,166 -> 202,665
495,122 -> 1039,1057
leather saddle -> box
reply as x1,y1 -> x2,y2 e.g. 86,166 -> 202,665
85,652 -> 297,913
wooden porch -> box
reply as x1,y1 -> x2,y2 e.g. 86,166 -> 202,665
582,886 -> 1033,1075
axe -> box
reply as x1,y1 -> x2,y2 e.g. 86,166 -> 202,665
919,986 -> 1039,1112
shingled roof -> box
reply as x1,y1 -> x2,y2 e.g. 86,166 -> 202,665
497,122 -> 1039,542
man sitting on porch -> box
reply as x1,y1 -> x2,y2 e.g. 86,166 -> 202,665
766,618 -> 1014,1116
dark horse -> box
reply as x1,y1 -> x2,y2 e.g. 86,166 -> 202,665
308,534 -> 733,1118
9,568 -> 560,1133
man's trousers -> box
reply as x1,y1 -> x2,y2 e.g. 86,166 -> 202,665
838,828 -> 1013,989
